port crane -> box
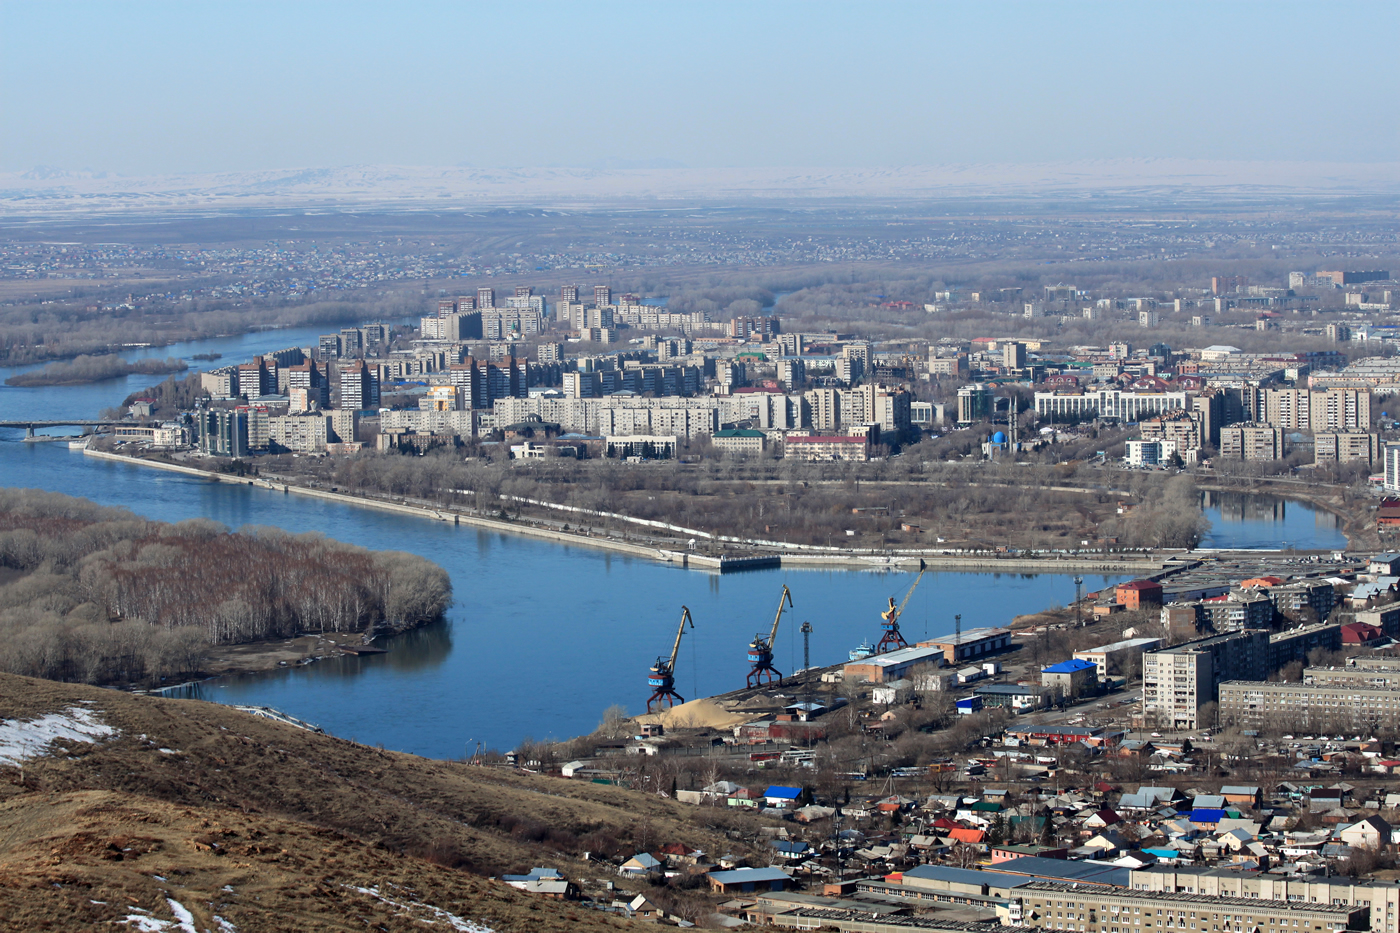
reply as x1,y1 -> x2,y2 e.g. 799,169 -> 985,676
746,585 -> 793,688
647,606 -> 694,712
876,559 -> 927,653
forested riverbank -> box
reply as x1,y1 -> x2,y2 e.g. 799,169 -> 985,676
0,488 -> 452,685
5,354 -> 187,386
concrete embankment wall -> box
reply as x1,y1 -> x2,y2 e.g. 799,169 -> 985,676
81,448 -> 676,564
777,553 -> 1161,574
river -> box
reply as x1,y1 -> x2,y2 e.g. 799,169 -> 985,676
0,329 -> 1350,758
1199,490 -> 1347,552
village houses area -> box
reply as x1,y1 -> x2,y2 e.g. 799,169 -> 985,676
474,543 -> 1400,931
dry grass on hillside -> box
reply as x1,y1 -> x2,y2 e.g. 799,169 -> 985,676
0,674 -> 740,931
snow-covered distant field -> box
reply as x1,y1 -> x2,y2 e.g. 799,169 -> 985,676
2,159 -> 1398,217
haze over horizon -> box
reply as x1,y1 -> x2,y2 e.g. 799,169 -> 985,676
4,0 -> 1398,182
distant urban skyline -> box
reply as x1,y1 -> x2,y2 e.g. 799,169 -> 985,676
3,1 -> 1397,177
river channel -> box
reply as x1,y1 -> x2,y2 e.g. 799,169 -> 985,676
0,329 -> 1350,757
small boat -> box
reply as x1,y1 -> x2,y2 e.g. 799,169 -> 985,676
849,640 -> 876,661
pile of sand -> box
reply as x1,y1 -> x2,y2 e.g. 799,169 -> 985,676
634,697 -> 757,731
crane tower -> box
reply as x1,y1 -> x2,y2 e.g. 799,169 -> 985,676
877,559 -> 927,653
647,606 -> 694,712
746,585 -> 793,688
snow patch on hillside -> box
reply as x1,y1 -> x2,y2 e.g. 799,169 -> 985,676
0,706 -> 116,767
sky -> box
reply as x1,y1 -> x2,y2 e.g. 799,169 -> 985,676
2,0 -> 1398,176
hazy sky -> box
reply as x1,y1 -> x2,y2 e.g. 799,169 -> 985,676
3,0 -> 1397,176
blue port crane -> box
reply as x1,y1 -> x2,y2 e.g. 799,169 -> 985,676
647,606 -> 694,712
747,585 -> 793,688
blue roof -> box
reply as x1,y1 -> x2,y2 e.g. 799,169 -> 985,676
991,856 -> 1129,886
763,786 -> 802,799
902,865 -> 1029,888
1190,808 -> 1226,823
708,867 -> 792,885
1043,659 -> 1097,674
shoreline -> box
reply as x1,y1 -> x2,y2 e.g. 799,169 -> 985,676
80,446 -> 1172,575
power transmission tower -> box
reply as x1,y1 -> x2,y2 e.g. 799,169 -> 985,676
800,621 -> 813,748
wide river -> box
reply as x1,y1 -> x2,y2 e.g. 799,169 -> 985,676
0,328 -> 1347,758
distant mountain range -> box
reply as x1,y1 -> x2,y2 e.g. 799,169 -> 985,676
2,160 -> 1398,215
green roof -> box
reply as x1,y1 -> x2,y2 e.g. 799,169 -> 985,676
714,429 -> 765,438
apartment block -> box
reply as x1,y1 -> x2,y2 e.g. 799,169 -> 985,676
1266,581 -> 1336,623
1268,622 -> 1342,670
929,353 -> 970,378
1139,410 -> 1203,451
1142,631 -> 1268,729
1130,868 -> 1398,933
1316,432 -> 1381,465
339,360 -> 381,412
1017,881 -> 1366,933
1219,424 -> 1282,461
1220,679 -> 1400,731
196,408 -> 248,458
1386,444 -> 1400,491
269,412 -> 330,453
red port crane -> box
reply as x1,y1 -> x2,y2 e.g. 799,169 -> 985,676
876,559 -> 926,653
647,606 -> 694,712
747,585 -> 793,688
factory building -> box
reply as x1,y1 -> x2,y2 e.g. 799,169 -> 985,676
1073,637 -> 1161,681
843,644 -> 950,685
918,627 -> 1013,665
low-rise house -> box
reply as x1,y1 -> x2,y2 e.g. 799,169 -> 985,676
1189,808 -> 1225,830
501,868 -> 577,900
620,852 -> 663,876
1084,809 -> 1122,830
1338,815 -> 1391,849
628,894 -> 663,920
762,785 -> 803,809
1219,785 -> 1262,808
770,840 -> 811,861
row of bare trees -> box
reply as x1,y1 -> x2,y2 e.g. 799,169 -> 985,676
274,446 -> 1195,551
0,488 -> 452,684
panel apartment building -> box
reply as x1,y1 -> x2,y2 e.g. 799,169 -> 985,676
1142,631 -> 1268,729
1264,387 -> 1371,432
1016,881 -> 1367,933
1130,867 -> 1398,933
1220,654 -> 1400,731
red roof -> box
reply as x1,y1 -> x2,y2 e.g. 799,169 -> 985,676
1342,622 -> 1384,643
1117,580 -> 1163,591
949,827 -> 986,844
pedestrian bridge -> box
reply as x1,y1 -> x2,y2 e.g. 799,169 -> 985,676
0,421 -> 126,438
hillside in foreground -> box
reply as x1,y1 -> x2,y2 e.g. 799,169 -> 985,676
0,674 -> 731,931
